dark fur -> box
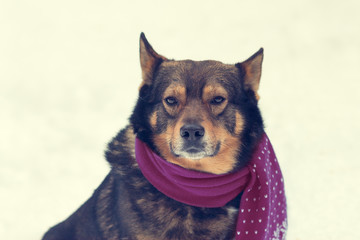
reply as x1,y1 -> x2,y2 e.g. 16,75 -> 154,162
42,33 -> 265,240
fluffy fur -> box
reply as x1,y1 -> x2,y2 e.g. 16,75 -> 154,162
42,33 -> 265,240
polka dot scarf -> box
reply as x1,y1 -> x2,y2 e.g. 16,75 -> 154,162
234,134 -> 287,239
135,133 -> 287,240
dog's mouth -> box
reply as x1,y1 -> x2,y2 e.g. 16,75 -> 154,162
170,142 -> 221,160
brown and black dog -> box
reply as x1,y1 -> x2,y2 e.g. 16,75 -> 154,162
42,33 -> 265,240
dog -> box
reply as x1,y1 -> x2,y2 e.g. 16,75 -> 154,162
42,33 -> 286,240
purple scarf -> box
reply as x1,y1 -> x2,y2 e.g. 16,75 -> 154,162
135,133 -> 287,240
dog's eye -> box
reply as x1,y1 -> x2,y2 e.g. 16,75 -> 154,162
164,97 -> 178,106
211,96 -> 226,105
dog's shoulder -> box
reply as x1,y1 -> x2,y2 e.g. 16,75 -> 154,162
105,125 -> 137,172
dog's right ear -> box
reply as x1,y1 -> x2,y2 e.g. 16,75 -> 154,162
139,33 -> 167,88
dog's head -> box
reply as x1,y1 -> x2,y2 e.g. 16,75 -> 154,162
131,33 -> 264,174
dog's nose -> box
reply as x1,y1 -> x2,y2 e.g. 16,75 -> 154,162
180,124 -> 205,141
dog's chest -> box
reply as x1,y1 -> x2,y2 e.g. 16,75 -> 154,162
120,172 -> 239,240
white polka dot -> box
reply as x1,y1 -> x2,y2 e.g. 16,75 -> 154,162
259,219 -> 262,223
243,220 -> 246,223
241,209 -> 244,213
255,230 -> 258,234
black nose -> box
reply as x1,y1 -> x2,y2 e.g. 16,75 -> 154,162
180,124 -> 205,141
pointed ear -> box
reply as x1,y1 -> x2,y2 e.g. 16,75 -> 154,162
139,33 -> 167,88
237,48 -> 264,100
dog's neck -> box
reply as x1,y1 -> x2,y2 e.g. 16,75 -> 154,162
135,137 -> 251,208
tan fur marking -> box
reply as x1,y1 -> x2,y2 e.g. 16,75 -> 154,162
111,150 -> 122,155
235,112 -> 245,135
163,84 -> 186,115
203,84 -> 228,115
150,111 -> 157,129
203,84 -> 228,101
164,85 -> 186,103
135,235 -> 153,240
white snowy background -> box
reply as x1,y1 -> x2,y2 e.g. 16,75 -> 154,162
1,0 -> 359,239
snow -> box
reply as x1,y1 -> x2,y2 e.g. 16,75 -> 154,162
1,0 -> 359,239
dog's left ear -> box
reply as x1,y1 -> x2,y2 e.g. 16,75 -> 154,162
236,48 -> 264,101
139,33 -> 167,87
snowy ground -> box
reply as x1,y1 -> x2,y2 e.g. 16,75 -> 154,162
1,0 -> 359,239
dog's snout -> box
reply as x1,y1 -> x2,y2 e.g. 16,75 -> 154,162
180,124 -> 205,141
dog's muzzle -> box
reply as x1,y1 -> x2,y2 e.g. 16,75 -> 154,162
170,123 -> 219,160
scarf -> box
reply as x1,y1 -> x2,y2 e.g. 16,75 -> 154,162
135,133 -> 287,240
